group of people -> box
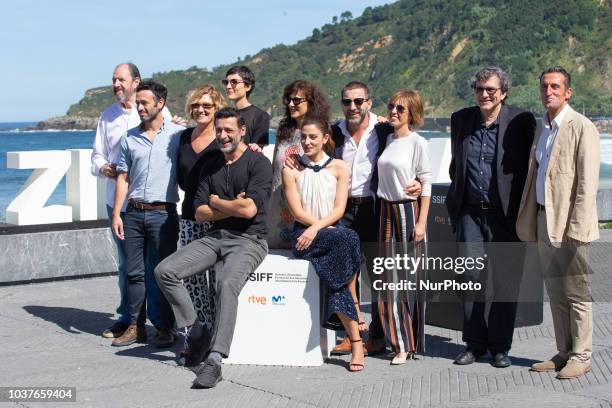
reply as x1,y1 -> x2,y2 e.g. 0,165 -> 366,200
91,61 -> 600,389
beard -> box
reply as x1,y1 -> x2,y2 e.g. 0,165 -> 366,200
346,109 -> 367,126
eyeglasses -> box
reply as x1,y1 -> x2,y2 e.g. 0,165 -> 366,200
387,103 -> 406,114
191,103 -> 215,111
221,79 -> 245,87
341,98 -> 369,107
284,96 -> 307,106
473,86 -> 500,94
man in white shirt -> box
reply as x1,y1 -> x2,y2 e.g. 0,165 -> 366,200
91,63 -> 174,339
329,81 -> 421,356
517,66 -> 600,379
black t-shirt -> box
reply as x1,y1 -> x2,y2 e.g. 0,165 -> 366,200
177,128 -> 222,221
193,148 -> 272,237
238,105 -> 270,145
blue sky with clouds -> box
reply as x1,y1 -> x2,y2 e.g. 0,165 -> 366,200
0,1 -> 393,122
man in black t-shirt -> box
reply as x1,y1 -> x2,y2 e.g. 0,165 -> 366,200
222,65 -> 270,148
155,107 -> 272,389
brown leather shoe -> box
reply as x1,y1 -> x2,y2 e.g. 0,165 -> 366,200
557,359 -> 591,379
363,338 -> 386,356
530,354 -> 568,372
155,328 -> 176,349
111,324 -> 147,347
331,337 -> 352,355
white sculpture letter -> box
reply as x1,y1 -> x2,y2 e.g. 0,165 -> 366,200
6,151 -> 72,225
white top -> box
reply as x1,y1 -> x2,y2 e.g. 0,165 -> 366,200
90,102 -> 171,208
535,104 -> 570,205
338,112 -> 380,198
297,154 -> 337,220
376,132 -> 432,201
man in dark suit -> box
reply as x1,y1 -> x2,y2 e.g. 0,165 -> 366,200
446,66 -> 536,368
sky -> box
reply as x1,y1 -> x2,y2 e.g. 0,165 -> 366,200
0,0 -> 394,122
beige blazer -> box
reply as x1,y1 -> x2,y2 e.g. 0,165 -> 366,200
516,106 -> 600,243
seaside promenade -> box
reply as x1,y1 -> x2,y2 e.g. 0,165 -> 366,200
1,231 -> 611,408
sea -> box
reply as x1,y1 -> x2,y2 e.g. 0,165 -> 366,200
1,121 -> 611,223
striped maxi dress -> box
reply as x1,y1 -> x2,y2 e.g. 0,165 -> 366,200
377,198 -> 427,355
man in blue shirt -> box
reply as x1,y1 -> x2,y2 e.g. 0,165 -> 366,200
111,81 -> 184,348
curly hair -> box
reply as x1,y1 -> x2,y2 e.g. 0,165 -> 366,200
276,80 -> 330,143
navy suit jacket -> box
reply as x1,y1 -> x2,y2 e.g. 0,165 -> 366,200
445,105 -> 536,230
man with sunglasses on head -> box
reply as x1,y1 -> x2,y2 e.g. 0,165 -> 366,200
222,66 -> 269,150
328,81 -> 422,356
446,66 -> 536,368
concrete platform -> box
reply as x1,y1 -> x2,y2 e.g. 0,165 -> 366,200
1,231 -> 611,408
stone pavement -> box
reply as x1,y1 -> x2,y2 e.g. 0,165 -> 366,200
1,231 -> 612,408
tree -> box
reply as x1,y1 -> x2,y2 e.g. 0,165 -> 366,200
340,11 -> 353,22
332,16 -> 338,24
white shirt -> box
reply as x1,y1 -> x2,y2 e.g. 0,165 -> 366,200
339,112 -> 380,198
377,132 -> 432,201
535,104 -> 570,205
90,102 -> 171,208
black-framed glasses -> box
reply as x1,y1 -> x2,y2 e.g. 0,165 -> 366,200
387,103 -> 406,114
473,86 -> 500,94
341,98 -> 369,107
221,78 -> 245,87
284,96 -> 307,106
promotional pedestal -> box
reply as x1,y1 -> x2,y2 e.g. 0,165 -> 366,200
224,250 -> 332,366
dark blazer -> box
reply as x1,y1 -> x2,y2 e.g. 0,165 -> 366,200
331,121 -> 393,195
445,104 -> 536,230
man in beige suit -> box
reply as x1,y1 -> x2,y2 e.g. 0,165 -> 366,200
516,66 -> 600,379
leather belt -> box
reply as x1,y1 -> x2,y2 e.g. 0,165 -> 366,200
348,196 -> 373,205
468,202 -> 501,210
128,199 -> 175,211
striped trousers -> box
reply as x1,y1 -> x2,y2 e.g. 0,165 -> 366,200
377,199 -> 427,354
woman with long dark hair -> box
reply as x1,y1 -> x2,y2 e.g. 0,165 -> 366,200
266,80 -> 330,249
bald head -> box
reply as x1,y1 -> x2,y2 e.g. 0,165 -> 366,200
112,63 -> 141,104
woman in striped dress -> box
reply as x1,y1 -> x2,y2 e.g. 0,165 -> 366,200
376,90 -> 432,365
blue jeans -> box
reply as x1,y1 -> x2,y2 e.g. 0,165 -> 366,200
106,205 -> 129,324
123,205 -> 179,328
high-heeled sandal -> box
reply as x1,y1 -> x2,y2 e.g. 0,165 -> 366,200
354,302 -> 368,334
348,338 -> 365,372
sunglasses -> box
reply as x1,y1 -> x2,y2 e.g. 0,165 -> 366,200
387,103 -> 406,114
191,103 -> 215,111
284,96 -> 307,106
341,98 -> 369,107
473,86 -> 500,94
221,79 -> 245,87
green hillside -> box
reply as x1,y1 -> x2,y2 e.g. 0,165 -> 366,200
66,0 -> 611,120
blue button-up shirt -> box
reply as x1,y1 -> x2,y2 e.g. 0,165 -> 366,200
464,120 -> 500,207
116,119 -> 184,203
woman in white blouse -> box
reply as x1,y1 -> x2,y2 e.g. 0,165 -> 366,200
376,90 -> 432,365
